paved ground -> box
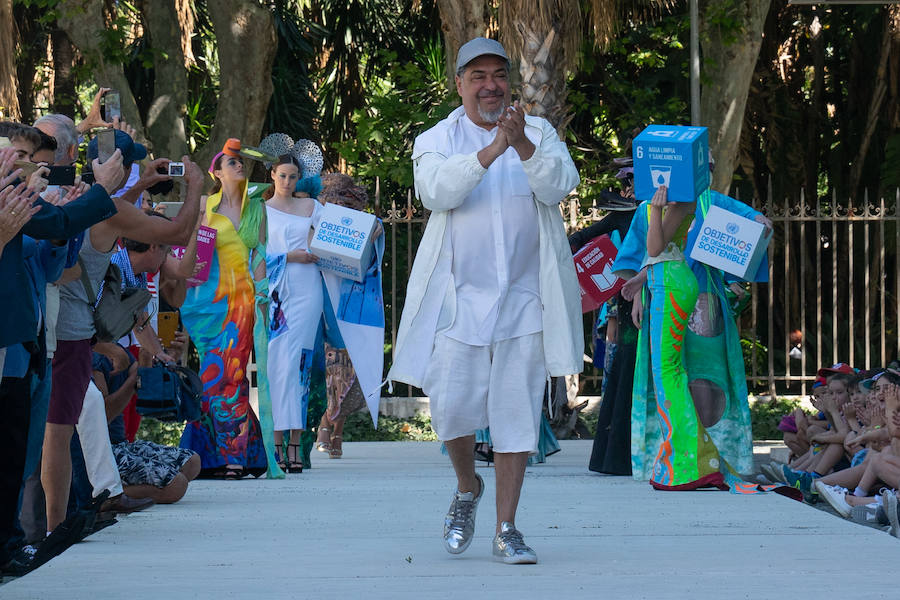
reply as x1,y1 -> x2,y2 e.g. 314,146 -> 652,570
3,441 -> 897,599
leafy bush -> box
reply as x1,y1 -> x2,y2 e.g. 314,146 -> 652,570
136,418 -> 184,447
741,336 -> 768,378
342,411 -> 438,442
750,397 -> 806,440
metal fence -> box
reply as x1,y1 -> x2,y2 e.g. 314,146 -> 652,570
743,187 -> 900,396
376,181 -> 900,398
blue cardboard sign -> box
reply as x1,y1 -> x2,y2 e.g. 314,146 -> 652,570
633,125 -> 709,203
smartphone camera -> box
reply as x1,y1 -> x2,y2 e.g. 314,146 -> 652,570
167,162 -> 185,177
47,165 -> 76,186
102,90 -> 121,122
97,129 -> 116,163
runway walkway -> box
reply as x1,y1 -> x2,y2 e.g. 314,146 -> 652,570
4,441 -> 896,599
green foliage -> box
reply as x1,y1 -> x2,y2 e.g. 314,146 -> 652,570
135,418 -> 184,447
309,0 -> 438,154
184,1 -> 220,154
342,411 -> 438,442
263,0 -> 323,142
567,13 -> 690,221
577,411 -> 598,439
335,43 -> 456,190
750,397 -> 805,440
701,0 -> 747,46
741,336 -> 768,379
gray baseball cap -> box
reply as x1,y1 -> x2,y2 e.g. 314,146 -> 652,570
456,37 -> 509,73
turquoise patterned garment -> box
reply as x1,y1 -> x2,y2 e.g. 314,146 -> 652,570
615,191 -> 760,482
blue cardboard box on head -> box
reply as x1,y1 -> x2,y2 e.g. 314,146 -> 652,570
633,125 -> 709,204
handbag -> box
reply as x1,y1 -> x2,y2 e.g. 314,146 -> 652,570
78,258 -> 151,343
135,363 -> 203,422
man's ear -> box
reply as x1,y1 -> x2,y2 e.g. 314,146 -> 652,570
67,144 -> 77,163
455,74 -> 464,96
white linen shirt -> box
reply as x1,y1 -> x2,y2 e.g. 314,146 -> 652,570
387,106 -> 584,390
440,115 -> 542,345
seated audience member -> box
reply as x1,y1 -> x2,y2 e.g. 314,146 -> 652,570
814,368 -> 900,536
766,365 -> 856,488
92,344 -> 200,504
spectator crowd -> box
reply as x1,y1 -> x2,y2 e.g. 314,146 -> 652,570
0,87 -> 381,578
764,362 -> 900,537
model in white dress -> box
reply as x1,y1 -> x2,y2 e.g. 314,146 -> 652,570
264,158 -> 323,472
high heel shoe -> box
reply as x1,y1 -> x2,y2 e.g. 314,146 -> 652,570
329,434 -> 342,459
287,444 -> 304,473
315,426 -> 331,452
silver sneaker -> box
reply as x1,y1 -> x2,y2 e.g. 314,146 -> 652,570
492,521 -> 537,564
442,473 -> 484,554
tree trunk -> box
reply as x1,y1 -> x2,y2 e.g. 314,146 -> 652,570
200,0 -> 277,168
847,7 -> 898,199
499,0 -> 582,137
700,0 -> 772,194
435,0 -> 487,89
51,29 -> 79,117
0,0 -> 21,120
143,0 -> 192,159
0,0 -> 36,121
57,0 -> 146,140
507,24 -> 571,136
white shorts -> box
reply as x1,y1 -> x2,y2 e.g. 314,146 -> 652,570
423,332 -> 546,453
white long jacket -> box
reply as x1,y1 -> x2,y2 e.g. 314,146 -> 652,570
387,106 -> 584,389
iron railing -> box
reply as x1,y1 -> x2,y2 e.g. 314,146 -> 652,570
377,180 -> 900,398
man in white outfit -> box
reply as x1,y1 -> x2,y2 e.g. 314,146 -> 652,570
387,38 -> 583,564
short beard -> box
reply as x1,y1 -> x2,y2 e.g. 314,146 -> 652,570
477,105 -> 505,124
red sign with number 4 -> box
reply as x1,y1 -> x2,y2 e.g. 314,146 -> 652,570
572,234 -> 625,313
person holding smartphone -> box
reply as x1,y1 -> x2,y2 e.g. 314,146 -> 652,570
44,128 -> 203,538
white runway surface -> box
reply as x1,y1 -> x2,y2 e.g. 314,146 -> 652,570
4,441 -> 897,599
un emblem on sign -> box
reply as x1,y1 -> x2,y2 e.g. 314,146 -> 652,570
726,222 -> 739,235
341,217 -> 353,226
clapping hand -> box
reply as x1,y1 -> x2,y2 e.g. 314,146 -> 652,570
497,101 -> 527,148
0,147 -> 24,188
54,182 -> 91,206
0,183 -> 41,245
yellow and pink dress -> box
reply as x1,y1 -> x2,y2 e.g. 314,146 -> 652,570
179,182 -> 281,478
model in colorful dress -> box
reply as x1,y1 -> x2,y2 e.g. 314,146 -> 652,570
615,185 -> 772,491
179,139 -> 282,479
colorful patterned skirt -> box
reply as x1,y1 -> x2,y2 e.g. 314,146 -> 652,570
179,250 -> 267,476
638,260 -> 726,490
